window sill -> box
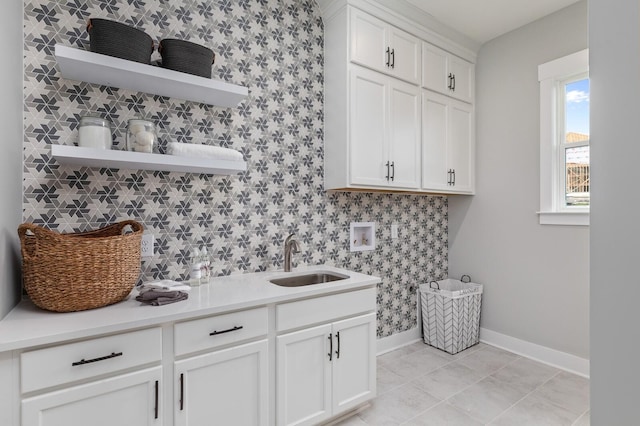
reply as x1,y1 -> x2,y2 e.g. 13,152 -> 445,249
538,211 -> 589,226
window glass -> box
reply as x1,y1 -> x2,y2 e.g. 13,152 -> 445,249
563,77 -> 589,207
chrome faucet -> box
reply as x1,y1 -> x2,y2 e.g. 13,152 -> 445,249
284,234 -> 301,272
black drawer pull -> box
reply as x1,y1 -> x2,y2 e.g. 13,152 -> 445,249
154,380 -> 159,419
72,351 -> 123,366
209,325 -> 244,336
180,373 -> 185,411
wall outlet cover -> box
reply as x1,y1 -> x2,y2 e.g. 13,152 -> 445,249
141,233 -> 154,257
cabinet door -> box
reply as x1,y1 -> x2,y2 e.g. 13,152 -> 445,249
349,68 -> 389,187
277,324 -> 332,426
448,99 -> 475,193
422,43 -> 449,94
389,79 -> 421,189
332,313 -> 376,415
388,27 -> 420,85
422,90 -> 450,190
22,367 -> 161,426
449,56 -> 475,104
350,9 -> 387,72
174,340 -> 268,426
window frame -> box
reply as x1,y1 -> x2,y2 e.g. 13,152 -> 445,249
538,49 -> 589,226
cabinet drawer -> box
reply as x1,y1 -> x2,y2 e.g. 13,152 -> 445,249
276,287 -> 376,332
21,327 -> 162,394
174,307 -> 268,357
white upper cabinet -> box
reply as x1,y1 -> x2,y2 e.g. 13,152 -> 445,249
422,90 -> 475,194
350,8 -> 420,85
349,66 -> 421,190
422,42 -> 475,104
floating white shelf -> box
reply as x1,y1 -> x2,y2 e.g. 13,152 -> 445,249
52,145 -> 247,175
55,44 -> 248,107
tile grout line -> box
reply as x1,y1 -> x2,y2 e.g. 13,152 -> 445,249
485,369 -> 563,425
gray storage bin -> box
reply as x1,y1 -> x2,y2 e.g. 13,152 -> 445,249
420,276 -> 483,354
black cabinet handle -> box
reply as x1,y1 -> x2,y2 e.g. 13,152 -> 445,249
390,49 -> 395,68
385,47 -> 390,67
385,161 -> 390,181
335,331 -> 341,359
452,74 -> 456,91
328,333 -> 333,361
179,373 -> 184,411
72,351 -> 123,366
209,325 -> 243,336
452,169 -> 456,186
447,169 -> 452,185
154,380 -> 159,419
447,73 -> 452,90
390,162 -> 395,181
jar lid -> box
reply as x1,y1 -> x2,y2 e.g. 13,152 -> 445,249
79,116 -> 111,128
128,118 -> 154,126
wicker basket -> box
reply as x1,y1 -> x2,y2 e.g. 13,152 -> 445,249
18,221 -> 143,313
158,38 -> 215,78
87,18 -> 154,64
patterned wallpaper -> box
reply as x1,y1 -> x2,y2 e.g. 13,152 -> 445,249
22,0 -> 448,338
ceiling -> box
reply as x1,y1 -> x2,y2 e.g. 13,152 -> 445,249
404,0 -> 582,44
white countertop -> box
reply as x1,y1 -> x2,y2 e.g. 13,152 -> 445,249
0,265 -> 380,352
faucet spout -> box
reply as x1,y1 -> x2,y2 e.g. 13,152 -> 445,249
284,234 -> 300,272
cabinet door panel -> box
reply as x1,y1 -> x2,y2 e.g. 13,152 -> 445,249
350,9 -> 387,72
21,367 -> 161,426
350,68 -> 388,187
332,313 -> 376,414
422,43 -> 449,94
175,340 -> 268,426
422,90 -> 450,190
448,100 -> 474,193
389,80 -> 421,189
277,324 -> 332,426
388,28 -> 420,84
449,56 -> 474,104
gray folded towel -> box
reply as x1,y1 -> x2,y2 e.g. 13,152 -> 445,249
136,290 -> 189,306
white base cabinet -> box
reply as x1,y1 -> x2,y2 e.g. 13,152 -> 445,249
175,340 -> 269,426
276,313 -> 376,426
22,367 -> 162,426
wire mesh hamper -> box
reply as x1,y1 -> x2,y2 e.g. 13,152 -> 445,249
18,220 -> 143,313
419,276 -> 483,354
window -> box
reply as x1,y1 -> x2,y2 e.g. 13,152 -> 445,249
538,49 -> 589,226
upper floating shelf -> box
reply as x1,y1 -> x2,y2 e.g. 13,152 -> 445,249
55,44 -> 248,108
52,145 -> 247,175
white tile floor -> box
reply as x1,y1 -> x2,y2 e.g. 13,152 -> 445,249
335,342 -> 590,426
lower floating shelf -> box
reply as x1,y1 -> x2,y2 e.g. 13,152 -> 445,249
51,145 -> 247,175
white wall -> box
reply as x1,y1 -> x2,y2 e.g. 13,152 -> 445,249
590,0 -> 640,422
448,1 -> 589,358
0,0 -> 23,319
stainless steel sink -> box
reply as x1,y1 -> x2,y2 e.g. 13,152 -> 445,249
270,271 -> 349,287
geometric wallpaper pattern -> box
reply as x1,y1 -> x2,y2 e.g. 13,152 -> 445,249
22,0 -> 448,337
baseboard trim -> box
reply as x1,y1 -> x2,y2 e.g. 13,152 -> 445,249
376,327 -> 422,356
480,327 -> 590,378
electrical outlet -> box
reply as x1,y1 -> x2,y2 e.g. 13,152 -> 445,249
391,224 -> 398,239
141,234 -> 154,257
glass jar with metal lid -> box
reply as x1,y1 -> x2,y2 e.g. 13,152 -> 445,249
126,119 -> 157,153
78,116 -> 113,149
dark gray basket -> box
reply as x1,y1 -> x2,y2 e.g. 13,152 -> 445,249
87,18 -> 154,64
159,39 -> 215,78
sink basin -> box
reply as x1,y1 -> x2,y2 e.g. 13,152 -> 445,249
270,271 -> 349,287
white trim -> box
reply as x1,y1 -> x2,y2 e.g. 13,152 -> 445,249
539,49 -> 590,225
376,328 -> 421,356
480,327 -> 589,378
538,211 -> 589,226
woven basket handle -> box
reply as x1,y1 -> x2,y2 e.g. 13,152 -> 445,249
18,223 -> 42,261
